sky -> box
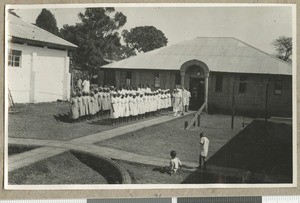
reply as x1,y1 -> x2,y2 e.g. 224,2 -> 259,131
10,5 -> 294,54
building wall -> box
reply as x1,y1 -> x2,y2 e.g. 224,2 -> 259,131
103,69 -> 292,117
7,42 -> 71,103
113,69 -> 179,91
208,72 -> 292,117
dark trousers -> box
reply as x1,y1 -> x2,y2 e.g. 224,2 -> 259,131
199,155 -> 207,169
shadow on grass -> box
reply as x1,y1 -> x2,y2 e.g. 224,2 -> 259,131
152,166 -> 173,176
71,151 -> 130,184
53,113 -> 112,125
183,120 -> 292,184
87,118 -> 112,126
53,113 -> 72,123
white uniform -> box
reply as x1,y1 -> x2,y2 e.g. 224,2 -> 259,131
139,96 -> 144,114
186,91 -> 191,107
173,93 -> 181,113
111,97 -> 119,119
182,90 -> 188,107
143,96 -> 148,113
146,87 -> 151,93
119,97 -> 125,118
157,94 -> 161,110
200,136 -> 210,157
132,97 -> 138,116
167,93 -> 172,108
124,97 -> 130,117
150,95 -> 154,112
82,80 -> 90,93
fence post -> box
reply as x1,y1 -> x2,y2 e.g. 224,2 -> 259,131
231,82 -> 235,130
265,83 -> 269,124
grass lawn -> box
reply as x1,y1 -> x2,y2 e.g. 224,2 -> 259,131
8,102 -> 167,141
9,151 -> 108,185
8,144 -> 40,156
114,159 -> 192,184
96,113 -> 249,164
208,120 -> 292,179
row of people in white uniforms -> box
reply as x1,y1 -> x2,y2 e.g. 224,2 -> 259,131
70,87 -> 190,123
69,88 -> 112,122
110,90 -> 172,125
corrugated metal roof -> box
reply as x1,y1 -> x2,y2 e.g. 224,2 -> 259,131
8,14 -> 77,49
102,37 -> 292,75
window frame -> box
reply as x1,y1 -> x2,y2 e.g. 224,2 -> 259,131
175,71 -> 181,86
154,72 -> 160,88
8,49 -> 22,68
125,71 -> 132,86
238,75 -> 247,94
274,79 -> 283,95
215,74 -> 223,92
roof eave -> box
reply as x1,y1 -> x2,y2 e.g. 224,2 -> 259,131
10,36 -> 77,50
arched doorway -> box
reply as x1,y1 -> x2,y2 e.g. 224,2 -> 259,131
180,60 -> 210,111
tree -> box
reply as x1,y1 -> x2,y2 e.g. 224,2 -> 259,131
272,36 -> 292,63
35,9 -> 59,36
60,8 -> 135,73
122,26 -> 168,53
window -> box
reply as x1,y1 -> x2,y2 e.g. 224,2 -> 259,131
126,71 -> 132,86
239,75 -> 247,93
8,49 -> 21,67
215,74 -> 223,92
274,79 -> 283,95
175,72 -> 181,86
154,72 -> 160,88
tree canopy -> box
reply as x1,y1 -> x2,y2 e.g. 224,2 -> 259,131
122,26 -> 168,53
60,8 -> 135,72
35,9 -> 59,36
272,36 -> 292,63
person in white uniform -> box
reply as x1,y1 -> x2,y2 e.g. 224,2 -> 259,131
82,76 -> 90,94
199,132 -> 210,169
186,90 -> 191,111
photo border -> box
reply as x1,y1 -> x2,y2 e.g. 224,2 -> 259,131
1,0 -> 299,198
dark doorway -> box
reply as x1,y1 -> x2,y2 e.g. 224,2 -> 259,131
189,77 -> 205,110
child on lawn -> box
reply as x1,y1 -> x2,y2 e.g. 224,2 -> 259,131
164,150 -> 182,175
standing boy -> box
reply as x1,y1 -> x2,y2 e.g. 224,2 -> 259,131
199,132 -> 209,169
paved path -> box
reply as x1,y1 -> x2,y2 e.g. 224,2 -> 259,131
71,112 -> 195,144
8,147 -> 68,172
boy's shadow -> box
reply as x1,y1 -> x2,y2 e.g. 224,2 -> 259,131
153,166 -> 167,174
53,113 -> 72,123
153,166 -> 172,175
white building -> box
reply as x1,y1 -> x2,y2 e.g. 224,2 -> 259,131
7,14 -> 77,103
